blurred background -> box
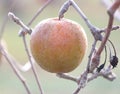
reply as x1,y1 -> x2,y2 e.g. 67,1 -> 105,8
0,0 -> 120,94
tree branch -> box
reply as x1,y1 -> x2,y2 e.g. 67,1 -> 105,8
27,0 -> 54,26
22,35 -> 43,94
0,44 -> 31,94
94,0 -> 120,62
56,73 -> 78,83
8,12 -> 44,94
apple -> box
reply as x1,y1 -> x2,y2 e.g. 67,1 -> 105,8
30,18 -> 87,73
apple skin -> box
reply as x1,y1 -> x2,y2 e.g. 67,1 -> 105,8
30,18 -> 87,73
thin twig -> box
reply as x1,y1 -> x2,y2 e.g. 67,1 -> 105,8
0,1 -> 32,94
8,12 -> 32,36
27,0 -> 54,26
96,0 -> 120,56
0,3 -> 34,72
96,14 -> 114,56
7,52 -> 35,72
73,41 -> 97,93
56,73 -> 78,83
73,41 -> 97,94
88,65 -> 116,82
100,25 -> 120,33
0,44 -> 31,94
22,35 -> 43,94
70,0 -> 102,41
8,12 -> 43,94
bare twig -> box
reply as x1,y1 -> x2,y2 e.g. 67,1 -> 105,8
8,12 -> 43,94
0,44 -> 31,94
73,70 -> 88,94
7,0 -> 55,92
0,1 -> 32,93
7,51 -> 35,72
96,13 -> 113,56
100,25 -> 120,33
88,65 -> 116,82
0,10 -> 34,72
56,73 -> 78,83
95,0 -> 120,59
22,35 -> 43,94
58,0 -> 103,73
72,40 -> 97,93
7,0 -> 54,71
8,12 -> 32,36
27,0 -> 54,26
59,0 -> 102,41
